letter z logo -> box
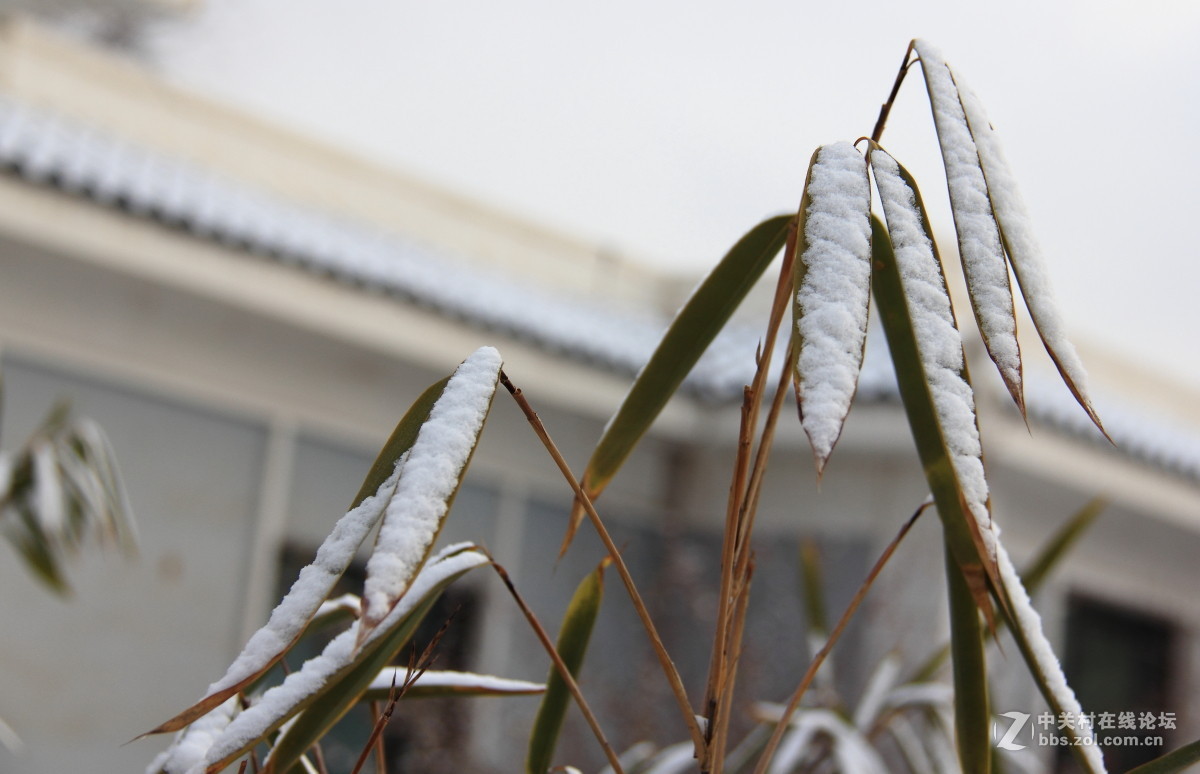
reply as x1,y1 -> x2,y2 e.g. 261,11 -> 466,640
994,711 -> 1031,751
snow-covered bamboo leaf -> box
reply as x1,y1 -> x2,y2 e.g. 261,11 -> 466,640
868,152 -> 1001,611
527,560 -> 606,774
566,214 -> 793,553
201,545 -> 488,774
360,669 -> 544,701
791,143 -> 872,475
358,346 -> 502,644
944,543 -> 990,774
913,39 -> 1025,415
953,70 -> 1108,437
146,374 -> 456,737
1127,738 -> 1200,774
994,542 -> 1106,773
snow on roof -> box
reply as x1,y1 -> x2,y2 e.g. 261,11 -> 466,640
0,93 -> 1195,483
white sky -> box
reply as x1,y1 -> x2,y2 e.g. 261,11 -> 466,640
151,0 -> 1200,392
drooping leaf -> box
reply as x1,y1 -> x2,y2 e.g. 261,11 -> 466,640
526,560 -> 607,774
360,669 -> 544,701
868,153 -> 1001,611
145,373 -> 454,737
564,214 -> 793,553
790,143 -> 873,475
201,546 -> 488,774
359,346 -> 502,644
952,70 -> 1108,438
913,39 -> 1025,415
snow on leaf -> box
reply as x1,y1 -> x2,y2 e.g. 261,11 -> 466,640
870,148 -> 997,561
954,72 -> 1107,437
914,39 -> 1024,413
203,546 -> 489,774
363,668 -> 544,700
145,697 -> 239,774
793,142 -> 873,473
996,542 -> 1107,773
358,346 -> 502,643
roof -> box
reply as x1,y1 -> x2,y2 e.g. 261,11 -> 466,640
0,92 -> 1195,484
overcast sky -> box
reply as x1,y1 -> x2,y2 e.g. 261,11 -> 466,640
151,1 -> 1200,393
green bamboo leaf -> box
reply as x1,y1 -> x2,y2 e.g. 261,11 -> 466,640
798,539 -> 828,636
912,39 -> 1025,416
868,155 -> 1001,613
790,143 -> 873,476
1019,497 -> 1104,592
944,544 -> 990,774
564,214 -> 792,552
203,547 -> 488,774
359,669 -> 544,701
526,560 -> 607,774
145,372 -> 457,737
1126,738 -> 1200,774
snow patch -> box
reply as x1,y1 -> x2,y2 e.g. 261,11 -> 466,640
795,142 -> 873,465
914,40 -> 1021,395
361,347 -> 501,630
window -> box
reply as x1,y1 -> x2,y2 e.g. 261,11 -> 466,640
1059,595 -> 1176,772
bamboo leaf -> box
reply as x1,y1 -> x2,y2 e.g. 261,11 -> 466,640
868,153 -> 1002,612
944,544 -> 990,774
527,560 -> 607,774
144,372 -> 457,738
1126,738 -> 1200,774
201,546 -> 488,774
359,346 -> 502,644
790,143 -> 873,475
952,68 -> 1108,438
798,539 -> 828,636
565,214 -> 792,552
1019,497 -> 1104,592
360,669 -> 544,701
993,543 -> 1106,774
912,39 -> 1025,415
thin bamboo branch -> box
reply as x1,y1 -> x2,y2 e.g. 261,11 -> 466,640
701,222 -> 798,774
871,40 -> 918,144
501,372 -> 705,757
751,499 -> 930,774
490,561 -> 625,774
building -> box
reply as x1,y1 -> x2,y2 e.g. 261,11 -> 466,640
0,14 -> 1197,773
